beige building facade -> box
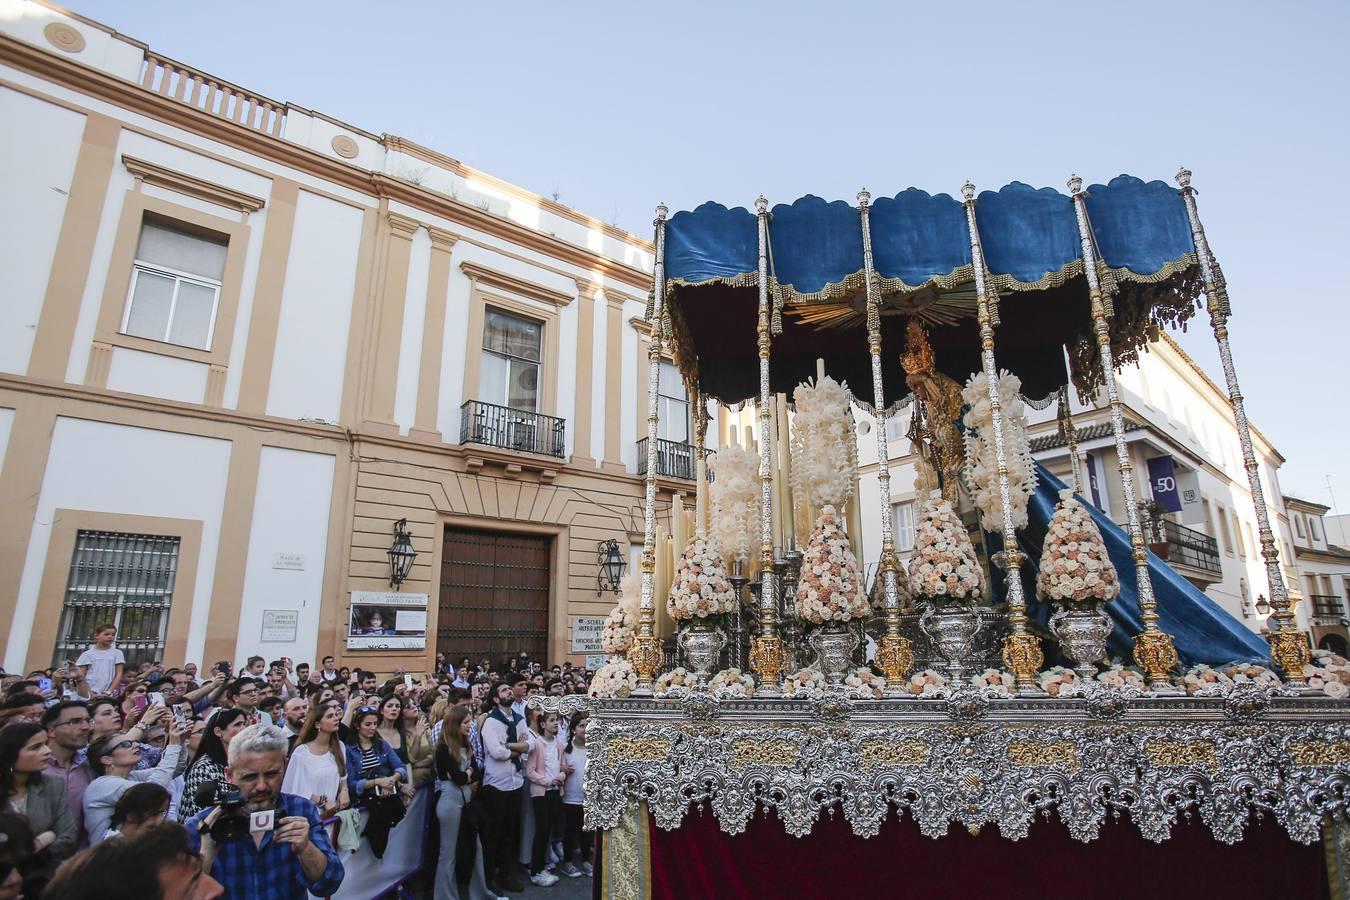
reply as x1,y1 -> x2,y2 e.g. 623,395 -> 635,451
0,2 -> 708,675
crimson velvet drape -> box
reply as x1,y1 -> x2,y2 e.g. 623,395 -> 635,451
645,808 -> 1328,900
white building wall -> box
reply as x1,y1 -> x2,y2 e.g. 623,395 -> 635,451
233,446 -> 335,669
556,294 -> 578,457
437,261 -> 470,440
0,408 -> 14,473
1,2 -> 145,82
5,418 -> 232,670
393,227 -> 431,434
106,347 -> 208,404
0,87 -> 84,375
266,190 -> 363,422
619,306 -> 638,471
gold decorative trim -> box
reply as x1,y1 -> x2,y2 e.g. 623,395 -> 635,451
860,738 -> 928,768
1008,740 -> 1079,770
460,261 -> 574,308
730,738 -> 798,768
1145,739 -> 1217,768
1289,739 -> 1350,767
43,22 -> 85,53
609,736 -> 670,763
122,154 -> 266,214
330,134 -> 359,159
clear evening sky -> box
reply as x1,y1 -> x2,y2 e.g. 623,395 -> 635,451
72,1 -> 1349,518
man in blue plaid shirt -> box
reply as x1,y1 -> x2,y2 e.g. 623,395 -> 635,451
187,723 -> 343,899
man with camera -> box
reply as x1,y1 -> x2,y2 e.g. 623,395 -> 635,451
187,723 -> 343,899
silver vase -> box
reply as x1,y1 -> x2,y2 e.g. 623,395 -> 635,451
1049,603 -> 1114,680
807,621 -> 857,685
678,618 -> 726,684
918,604 -> 985,682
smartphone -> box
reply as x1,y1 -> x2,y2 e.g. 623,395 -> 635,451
214,660 -> 232,676
403,674 -> 415,690
133,694 -> 149,710
37,677 -> 52,693
149,692 -> 165,707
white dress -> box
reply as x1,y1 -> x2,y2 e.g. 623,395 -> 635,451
282,742 -> 344,806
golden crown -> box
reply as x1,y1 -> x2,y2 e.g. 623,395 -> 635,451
900,318 -> 936,377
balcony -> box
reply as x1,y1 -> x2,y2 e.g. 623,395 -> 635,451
460,400 -> 565,459
636,438 -> 712,481
1312,595 -> 1347,627
1142,518 -> 1222,584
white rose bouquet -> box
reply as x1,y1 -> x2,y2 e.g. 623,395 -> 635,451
1038,665 -> 1081,697
655,667 -> 689,696
971,668 -> 1015,696
1182,663 -> 1234,696
796,506 -> 870,625
1303,651 -> 1350,697
1096,663 -> 1147,691
709,445 -> 760,565
789,375 -> 858,510
1221,663 -> 1282,687
844,667 -> 883,699
906,669 -> 949,698
907,492 -> 984,604
600,573 -> 640,655
961,370 -> 1036,532
588,659 -> 637,698
782,668 -> 827,696
667,537 -> 736,620
708,668 -> 756,698
1037,489 -> 1119,604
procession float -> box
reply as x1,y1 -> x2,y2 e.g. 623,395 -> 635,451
540,171 -> 1350,899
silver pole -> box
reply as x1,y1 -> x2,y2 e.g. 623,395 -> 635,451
857,189 -> 915,695
960,181 -> 1044,691
1175,167 -> 1309,682
1067,175 -> 1178,689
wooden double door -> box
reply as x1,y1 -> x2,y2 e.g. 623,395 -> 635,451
438,527 -> 551,665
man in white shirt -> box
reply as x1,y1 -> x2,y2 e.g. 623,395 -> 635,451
480,681 -> 528,896
76,624 -> 125,695
318,657 -> 340,685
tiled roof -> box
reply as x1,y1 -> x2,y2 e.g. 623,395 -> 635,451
1029,419 -> 1145,453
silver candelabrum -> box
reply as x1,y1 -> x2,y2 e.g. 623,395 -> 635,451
778,548 -> 803,673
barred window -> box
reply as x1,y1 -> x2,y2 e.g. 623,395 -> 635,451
52,531 -> 180,668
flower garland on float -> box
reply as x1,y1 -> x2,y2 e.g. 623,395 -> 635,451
907,492 -> 984,604
961,370 -> 1037,533
709,444 -> 760,569
790,376 -> 870,627
589,659 -> 637,699
600,573 -> 639,657
666,538 -> 736,621
1037,490 -> 1120,604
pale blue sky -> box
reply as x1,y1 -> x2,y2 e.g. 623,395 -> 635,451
75,1 -> 1348,513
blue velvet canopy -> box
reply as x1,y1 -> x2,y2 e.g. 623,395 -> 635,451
662,176 -> 1203,407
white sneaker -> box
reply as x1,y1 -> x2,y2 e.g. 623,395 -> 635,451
530,872 -> 559,887
581,861 -> 593,876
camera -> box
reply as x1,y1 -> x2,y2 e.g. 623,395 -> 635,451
194,782 -> 250,842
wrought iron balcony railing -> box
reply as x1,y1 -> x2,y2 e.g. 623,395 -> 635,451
1139,518 -> 1222,577
636,438 -> 713,481
459,400 -> 565,459
1311,594 -> 1346,626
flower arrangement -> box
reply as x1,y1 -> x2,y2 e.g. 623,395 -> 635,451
708,668 -> 756,698
971,668 -> 1015,696
667,537 -> 736,620
600,573 -> 640,655
1304,650 -> 1350,698
1222,663 -> 1283,687
1038,665 -> 1081,697
906,669 -> 949,698
1096,663 -> 1147,691
907,492 -> 984,604
782,668 -> 827,696
709,444 -> 760,565
961,370 -> 1037,532
1037,490 -> 1119,604
844,667 -> 883,699
796,505 -> 869,625
589,659 -> 637,699
789,375 -> 858,510
654,667 -> 689,696
1182,663 -> 1234,696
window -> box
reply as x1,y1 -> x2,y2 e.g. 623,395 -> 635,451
891,501 -> 916,552
657,361 -> 689,443
1295,516 -> 1305,538
52,530 -> 180,667
1310,517 -> 1322,542
1216,504 -> 1232,554
1245,522 -> 1258,559
480,308 -> 542,412
121,219 -> 227,351
1232,513 -> 1247,556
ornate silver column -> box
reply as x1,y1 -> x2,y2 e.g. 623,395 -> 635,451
1175,167 -> 1309,682
1067,176 -> 1178,689
627,203 -> 668,696
960,182 -> 1044,690
1058,385 -> 1084,495
748,196 -> 786,695
857,189 -> 915,695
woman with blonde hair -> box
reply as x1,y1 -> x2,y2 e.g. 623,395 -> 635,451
434,705 -> 493,900
283,700 -> 348,819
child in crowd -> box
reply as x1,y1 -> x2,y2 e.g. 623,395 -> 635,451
558,712 -> 591,877
525,711 -> 564,887
76,625 -> 125,696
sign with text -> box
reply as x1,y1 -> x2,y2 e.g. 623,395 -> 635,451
584,654 -> 608,671
570,616 -> 606,653
347,591 -> 428,650
1146,456 -> 1183,513
260,609 -> 298,643
1176,468 -> 1205,526
272,552 -> 306,571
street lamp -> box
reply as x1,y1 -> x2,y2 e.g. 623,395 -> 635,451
596,538 -> 627,596
1255,594 -> 1271,616
388,518 -> 417,588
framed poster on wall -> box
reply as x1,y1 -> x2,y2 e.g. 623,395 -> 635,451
347,591 -> 429,650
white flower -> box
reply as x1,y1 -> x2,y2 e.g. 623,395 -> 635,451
789,376 -> 858,510
709,445 -> 760,564
589,659 -> 637,698
907,494 -> 982,604
961,371 -> 1037,533
667,537 -> 736,621
1324,681 -> 1348,699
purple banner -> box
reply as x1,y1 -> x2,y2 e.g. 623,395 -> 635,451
1147,456 -> 1182,513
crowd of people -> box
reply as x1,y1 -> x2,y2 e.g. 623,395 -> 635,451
0,625 -> 596,899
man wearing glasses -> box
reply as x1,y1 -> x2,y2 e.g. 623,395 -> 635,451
43,701 -> 95,847
226,679 -> 262,726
